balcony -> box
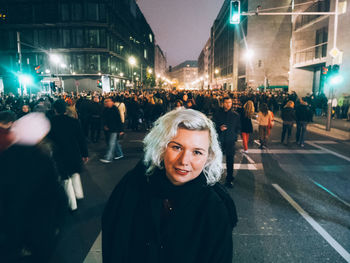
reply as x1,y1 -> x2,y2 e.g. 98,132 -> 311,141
294,0 -> 330,30
293,42 -> 328,68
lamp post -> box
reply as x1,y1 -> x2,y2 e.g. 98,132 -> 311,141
128,56 -> 136,88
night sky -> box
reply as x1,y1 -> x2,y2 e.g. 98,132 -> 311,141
138,0 -> 223,67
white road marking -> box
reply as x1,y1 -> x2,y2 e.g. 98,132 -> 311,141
84,232 -> 102,263
223,163 -> 262,170
242,149 -> 325,154
310,140 -> 338,144
306,141 -> 350,162
272,184 -> 350,263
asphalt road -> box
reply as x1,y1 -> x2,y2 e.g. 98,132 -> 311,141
49,120 -> 350,263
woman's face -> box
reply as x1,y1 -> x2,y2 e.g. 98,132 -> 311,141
164,128 -> 209,186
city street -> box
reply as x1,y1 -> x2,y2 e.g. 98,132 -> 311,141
49,119 -> 350,263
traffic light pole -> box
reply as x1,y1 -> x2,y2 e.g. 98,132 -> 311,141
17,32 -> 22,96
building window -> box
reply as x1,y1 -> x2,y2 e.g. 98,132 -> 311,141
87,54 -> 99,72
315,27 -> 328,59
144,49 -> 147,59
87,3 -> 98,21
72,29 -> 84,47
72,3 -> 83,21
87,29 -> 99,47
149,34 -> 153,43
75,54 -> 85,73
61,3 -> 70,21
62,29 -> 71,47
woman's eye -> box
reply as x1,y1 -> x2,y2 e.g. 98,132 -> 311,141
194,151 -> 203,156
172,145 -> 181,151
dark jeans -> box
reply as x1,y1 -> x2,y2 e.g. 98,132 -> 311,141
90,117 -> 101,142
281,123 -> 293,144
258,125 -> 268,147
296,121 -> 308,145
222,142 -> 236,183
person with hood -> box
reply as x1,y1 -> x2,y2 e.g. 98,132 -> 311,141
0,110 -> 67,262
102,109 -> 237,263
281,100 -> 296,145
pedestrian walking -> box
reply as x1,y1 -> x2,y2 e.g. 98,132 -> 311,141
281,100 -> 296,145
295,98 -> 313,147
100,98 -> 124,163
240,100 -> 255,153
0,110 -> 67,262
257,103 -> 274,149
90,96 -> 104,143
49,99 -> 89,211
102,108 -> 237,263
213,97 -> 241,188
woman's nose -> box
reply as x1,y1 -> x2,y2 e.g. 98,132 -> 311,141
178,150 -> 191,166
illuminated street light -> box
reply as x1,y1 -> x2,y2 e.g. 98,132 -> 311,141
18,74 -> 33,85
148,68 -> 153,74
60,63 -> 67,69
128,56 -> 136,88
244,49 -> 254,60
157,74 -> 160,78
215,68 -> 220,74
45,69 -> 51,74
50,54 -> 60,64
120,72 -> 124,77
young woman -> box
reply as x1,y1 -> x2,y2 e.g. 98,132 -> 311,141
102,109 -> 237,263
240,100 -> 255,153
257,103 -> 274,149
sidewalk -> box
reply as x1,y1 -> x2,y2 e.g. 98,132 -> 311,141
274,115 -> 350,141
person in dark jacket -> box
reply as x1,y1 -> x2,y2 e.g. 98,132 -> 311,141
90,96 -> 104,143
0,110 -> 67,263
100,97 -> 124,163
213,97 -> 241,188
102,109 -> 237,263
281,100 -> 296,145
49,99 -> 89,210
295,98 -> 313,147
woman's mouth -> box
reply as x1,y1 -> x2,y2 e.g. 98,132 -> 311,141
175,168 -> 190,175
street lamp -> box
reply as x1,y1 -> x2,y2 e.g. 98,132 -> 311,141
148,68 -> 153,74
128,56 -> 136,88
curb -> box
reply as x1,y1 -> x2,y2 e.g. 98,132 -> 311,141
274,117 -> 350,141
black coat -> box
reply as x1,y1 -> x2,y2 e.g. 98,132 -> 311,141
0,145 -> 67,262
281,107 -> 296,123
102,161 -> 237,263
102,106 -> 124,133
213,108 -> 241,144
49,114 -> 88,179
296,104 -> 313,122
239,108 -> 253,133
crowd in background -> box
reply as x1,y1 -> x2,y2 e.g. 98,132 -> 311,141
1,88 -> 349,261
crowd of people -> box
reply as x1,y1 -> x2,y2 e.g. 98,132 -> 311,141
0,88 -> 338,262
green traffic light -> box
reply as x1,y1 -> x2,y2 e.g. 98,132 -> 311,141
329,75 -> 343,85
230,0 -> 240,24
18,74 -> 33,85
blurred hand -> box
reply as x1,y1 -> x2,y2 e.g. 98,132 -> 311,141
220,125 -> 227,131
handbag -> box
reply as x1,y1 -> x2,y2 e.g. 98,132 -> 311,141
63,178 -> 78,211
71,173 -> 84,200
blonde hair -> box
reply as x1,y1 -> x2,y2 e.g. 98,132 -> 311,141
143,109 -> 223,185
243,100 -> 255,118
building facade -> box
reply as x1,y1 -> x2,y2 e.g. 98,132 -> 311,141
168,60 -> 198,90
0,0 -> 155,94
208,0 -> 349,98
197,38 -> 211,89
154,44 -> 167,81
289,0 -> 350,99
